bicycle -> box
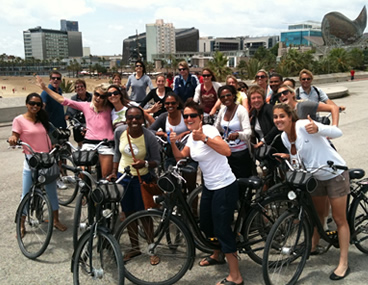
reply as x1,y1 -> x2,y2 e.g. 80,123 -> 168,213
11,140 -> 58,259
66,164 -> 130,284
262,159 -> 368,285
114,158 -> 293,285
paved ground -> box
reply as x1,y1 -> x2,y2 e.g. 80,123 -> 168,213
0,79 -> 368,284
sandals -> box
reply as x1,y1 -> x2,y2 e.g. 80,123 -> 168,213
199,256 -> 226,267
150,255 -> 160,266
218,278 -> 244,285
310,245 -> 325,256
54,221 -> 67,232
123,250 -> 142,262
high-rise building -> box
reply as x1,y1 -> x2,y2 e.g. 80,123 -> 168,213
23,21 -> 83,60
146,19 -> 176,62
60,19 -> 79,32
281,21 -> 322,47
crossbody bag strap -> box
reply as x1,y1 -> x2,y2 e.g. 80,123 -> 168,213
126,127 -> 143,184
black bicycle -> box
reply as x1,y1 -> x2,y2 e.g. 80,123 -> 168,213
262,159 -> 368,285
11,141 -> 58,259
66,164 -> 129,284
114,159 -> 292,285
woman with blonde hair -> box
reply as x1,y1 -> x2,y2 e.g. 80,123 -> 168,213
36,77 -> 114,178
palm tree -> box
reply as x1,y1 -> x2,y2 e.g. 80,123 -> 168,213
206,51 -> 231,82
328,48 -> 349,72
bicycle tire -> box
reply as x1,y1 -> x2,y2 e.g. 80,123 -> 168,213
349,195 -> 368,254
58,155 -> 79,206
73,193 -> 91,250
15,189 -> 54,259
185,185 -> 213,253
115,210 -> 195,285
262,210 -> 311,285
72,229 -> 124,284
243,192 -> 293,265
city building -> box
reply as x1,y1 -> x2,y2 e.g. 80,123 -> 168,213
146,19 -> 176,62
243,35 -> 279,56
122,31 -> 147,65
280,21 -> 323,47
23,20 -> 83,60
175,28 -> 199,52
60,19 -> 79,32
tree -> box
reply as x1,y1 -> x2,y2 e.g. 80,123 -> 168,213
348,48 -> 364,69
206,51 -> 231,82
328,48 -> 349,72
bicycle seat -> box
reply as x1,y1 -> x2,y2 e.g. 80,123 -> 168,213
349,169 -> 365,180
237,176 -> 262,189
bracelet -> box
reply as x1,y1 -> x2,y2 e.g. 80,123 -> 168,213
203,136 -> 209,144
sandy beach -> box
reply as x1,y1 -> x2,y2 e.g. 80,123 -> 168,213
0,75 -> 129,98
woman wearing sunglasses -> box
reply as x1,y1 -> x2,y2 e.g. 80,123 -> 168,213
214,85 -> 253,178
140,75 -> 172,118
193,68 -> 222,115
36,76 -> 114,178
254,69 -> 272,99
8,93 -> 67,236
126,60 -> 154,103
170,100 -> 244,285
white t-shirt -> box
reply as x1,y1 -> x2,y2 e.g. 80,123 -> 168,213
186,125 -> 235,190
220,108 -> 247,152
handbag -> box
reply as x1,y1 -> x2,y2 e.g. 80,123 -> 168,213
27,152 -> 60,185
38,162 -> 60,185
91,182 -> 125,205
127,127 -> 161,210
72,150 -> 99,166
286,170 -> 318,193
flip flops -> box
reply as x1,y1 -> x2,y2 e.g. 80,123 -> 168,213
123,250 -> 142,263
218,278 -> 244,285
199,256 -> 226,267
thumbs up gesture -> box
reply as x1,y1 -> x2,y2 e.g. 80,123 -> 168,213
305,115 -> 318,134
192,121 -> 205,141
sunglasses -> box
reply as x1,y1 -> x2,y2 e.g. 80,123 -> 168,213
183,113 -> 199,119
301,78 -> 312,81
202,74 -> 211,78
219,93 -> 233,99
255,75 -> 266,79
107,91 -> 120,97
28,101 -> 42,107
164,101 -> 177,105
75,85 -> 85,89
51,76 -> 61,80
178,68 -> 186,71
126,115 -> 143,120
135,65 -> 143,67
94,92 -> 108,99
276,90 -> 290,97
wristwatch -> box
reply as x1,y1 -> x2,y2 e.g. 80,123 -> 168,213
203,136 -> 209,144
144,160 -> 149,168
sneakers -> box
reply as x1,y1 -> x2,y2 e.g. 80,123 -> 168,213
62,176 -> 76,184
57,179 -> 68,189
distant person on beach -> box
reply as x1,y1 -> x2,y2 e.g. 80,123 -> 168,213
40,71 -> 67,133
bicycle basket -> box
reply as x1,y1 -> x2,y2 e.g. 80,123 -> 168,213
72,150 -> 99,166
286,170 -> 318,193
157,172 -> 178,193
91,182 -> 125,204
28,152 -> 55,168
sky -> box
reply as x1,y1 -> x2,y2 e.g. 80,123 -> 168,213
0,0 -> 367,58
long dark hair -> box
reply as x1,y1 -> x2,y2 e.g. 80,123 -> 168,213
26,93 -> 50,131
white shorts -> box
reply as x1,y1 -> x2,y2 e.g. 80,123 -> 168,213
82,143 -> 114,156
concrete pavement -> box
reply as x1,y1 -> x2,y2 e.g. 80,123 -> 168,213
0,79 -> 368,284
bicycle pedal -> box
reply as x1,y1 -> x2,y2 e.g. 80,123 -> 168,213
326,230 -> 338,236
208,237 -> 218,242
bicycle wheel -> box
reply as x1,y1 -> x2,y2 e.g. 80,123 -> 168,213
72,229 -> 124,284
15,189 -> 54,259
58,155 -> 78,206
243,192 -> 293,265
115,210 -> 194,285
73,193 -> 91,250
350,195 -> 368,253
186,185 -> 213,254
262,210 -> 311,285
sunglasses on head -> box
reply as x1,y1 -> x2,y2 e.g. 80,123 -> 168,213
164,101 -> 177,105
183,113 -> 199,119
301,78 -> 311,81
255,75 -> 266,79
202,74 -> 211,77
178,68 -> 186,71
276,90 -> 291,97
94,92 -> 108,99
107,91 -> 120,97
126,115 -> 143,120
51,76 -> 61,80
28,101 -> 42,107
219,93 -> 233,99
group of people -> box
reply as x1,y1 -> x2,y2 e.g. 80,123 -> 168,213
8,61 -> 351,284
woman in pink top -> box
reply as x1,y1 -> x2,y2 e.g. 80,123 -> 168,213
36,77 -> 114,178
8,93 -> 67,237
